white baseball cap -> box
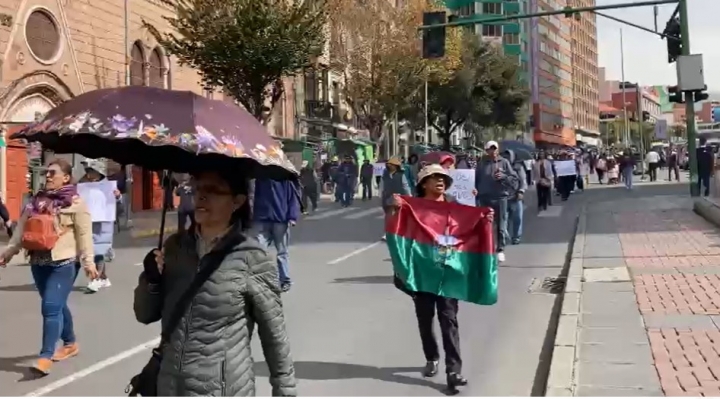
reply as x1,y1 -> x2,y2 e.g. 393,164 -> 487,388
485,140 -> 499,150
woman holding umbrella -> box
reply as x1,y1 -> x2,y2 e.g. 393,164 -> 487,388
12,86 -> 297,395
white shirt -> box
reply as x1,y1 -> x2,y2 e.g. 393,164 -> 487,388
645,151 -> 660,163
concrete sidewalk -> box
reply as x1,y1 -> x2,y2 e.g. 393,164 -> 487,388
546,194 -> 720,396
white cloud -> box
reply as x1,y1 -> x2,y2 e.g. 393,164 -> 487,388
597,0 -> 718,90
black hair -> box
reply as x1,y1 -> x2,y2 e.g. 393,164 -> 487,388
220,170 -> 252,232
700,137 -> 707,145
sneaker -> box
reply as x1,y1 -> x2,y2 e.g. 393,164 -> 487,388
30,358 -> 53,376
106,248 -> 115,262
381,234 -> 387,241
422,360 -> 439,377
280,282 -> 292,293
85,279 -> 102,293
302,211 -> 309,216
497,252 -> 506,262
100,279 -> 112,288
52,343 -> 79,361
512,238 -> 521,245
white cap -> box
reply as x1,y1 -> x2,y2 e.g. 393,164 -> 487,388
81,158 -> 107,177
485,140 -> 499,150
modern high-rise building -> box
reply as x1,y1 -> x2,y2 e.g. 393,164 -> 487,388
570,0 -> 600,146
453,0 -> 524,61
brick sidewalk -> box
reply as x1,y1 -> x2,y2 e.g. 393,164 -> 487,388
571,196 -> 720,396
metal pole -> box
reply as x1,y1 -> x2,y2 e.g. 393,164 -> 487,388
637,84 -> 646,179
123,0 -> 133,229
424,79 -> 429,144
620,29 -> 630,145
679,0 -> 698,196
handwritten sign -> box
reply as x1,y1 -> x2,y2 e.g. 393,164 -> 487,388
446,169 -> 476,206
77,180 -> 117,222
373,163 -> 386,177
554,160 -> 577,177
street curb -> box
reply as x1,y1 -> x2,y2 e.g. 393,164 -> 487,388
545,207 -> 586,396
693,197 -> 720,229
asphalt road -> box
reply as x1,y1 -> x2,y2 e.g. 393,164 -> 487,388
0,178 -> 685,397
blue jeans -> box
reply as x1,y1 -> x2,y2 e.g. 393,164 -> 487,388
254,222 -> 291,285
698,173 -> 711,196
478,198 -> 508,252
508,198 -> 523,241
623,167 -> 634,189
31,261 -> 80,359
339,182 -> 354,206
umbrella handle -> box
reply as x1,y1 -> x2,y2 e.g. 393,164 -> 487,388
157,170 -> 170,250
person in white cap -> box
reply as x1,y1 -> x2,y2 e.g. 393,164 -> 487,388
474,141 -> 519,263
79,159 -> 121,293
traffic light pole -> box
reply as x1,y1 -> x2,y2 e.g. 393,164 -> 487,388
677,0 -> 699,196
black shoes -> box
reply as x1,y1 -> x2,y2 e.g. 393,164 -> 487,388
447,372 -> 468,394
423,360 -> 439,377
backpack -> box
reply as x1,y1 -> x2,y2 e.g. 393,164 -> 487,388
21,213 -> 64,251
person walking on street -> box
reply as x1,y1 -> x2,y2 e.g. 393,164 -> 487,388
79,159 -> 121,293
360,159 -> 374,201
502,149 -> 527,245
0,158 -> 97,375
619,152 -> 636,190
252,178 -> 300,292
475,141 -> 519,263
646,149 -> 660,182
299,160 -> 319,213
697,137 -> 715,196
132,170 -> 296,396
533,151 -> 554,212
337,155 -> 358,207
668,148 -> 680,181
175,175 -> 196,233
391,164 -> 480,392
595,155 -> 607,184
381,157 -> 410,241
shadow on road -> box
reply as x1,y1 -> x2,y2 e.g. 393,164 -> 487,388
254,361 -> 447,393
332,275 -> 393,284
0,354 -> 42,382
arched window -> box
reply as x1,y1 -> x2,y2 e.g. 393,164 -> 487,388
129,42 -> 145,86
148,48 -> 164,89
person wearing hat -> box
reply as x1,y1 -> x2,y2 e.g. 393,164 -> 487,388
380,156 -> 410,241
391,164 -> 487,391
474,140 -> 519,263
79,158 -> 121,293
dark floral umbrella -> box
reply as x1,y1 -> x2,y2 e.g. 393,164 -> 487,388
11,86 -> 298,180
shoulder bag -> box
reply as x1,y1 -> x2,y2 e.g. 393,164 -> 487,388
126,229 -> 245,396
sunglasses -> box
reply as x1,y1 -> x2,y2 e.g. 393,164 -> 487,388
45,169 -> 60,177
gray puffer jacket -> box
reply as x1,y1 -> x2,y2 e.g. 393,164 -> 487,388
133,231 -> 296,397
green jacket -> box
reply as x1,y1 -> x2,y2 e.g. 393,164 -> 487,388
133,231 -> 296,396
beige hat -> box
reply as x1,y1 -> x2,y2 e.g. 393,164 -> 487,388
386,156 -> 402,167
417,164 -> 453,189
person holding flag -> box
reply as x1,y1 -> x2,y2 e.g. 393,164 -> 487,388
387,164 -> 496,393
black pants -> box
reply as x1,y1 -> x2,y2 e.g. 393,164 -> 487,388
596,169 -> 605,184
699,173 -> 711,196
414,292 -> 462,374
537,184 -> 551,211
525,170 -> 532,186
648,163 -> 658,181
559,176 -> 574,200
361,180 -> 372,199
302,189 -> 318,211
668,165 -> 680,181
177,210 -> 197,233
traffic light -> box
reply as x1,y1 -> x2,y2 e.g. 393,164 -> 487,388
663,17 -> 682,63
692,85 -> 710,103
668,85 -> 684,104
642,111 -> 650,122
422,11 -> 446,59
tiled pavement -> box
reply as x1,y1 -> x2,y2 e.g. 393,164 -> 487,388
573,195 -> 720,396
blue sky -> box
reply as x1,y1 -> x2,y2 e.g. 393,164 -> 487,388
597,0 -> 718,91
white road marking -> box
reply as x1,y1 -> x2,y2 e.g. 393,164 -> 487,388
304,207 -> 357,220
343,207 -> 383,220
327,241 -> 383,265
25,338 -> 161,397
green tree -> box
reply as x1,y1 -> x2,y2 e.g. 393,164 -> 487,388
145,0 -> 329,122
403,34 -> 529,150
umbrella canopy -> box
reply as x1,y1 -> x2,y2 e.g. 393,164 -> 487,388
419,151 -> 455,165
506,148 -> 533,162
499,140 -> 535,153
11,86 -> 297,180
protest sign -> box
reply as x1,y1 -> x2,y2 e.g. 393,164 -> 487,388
78,180 -> 117,222
446,169 -> 475,206
554,160 -> 577,177
373,163 -> 386,176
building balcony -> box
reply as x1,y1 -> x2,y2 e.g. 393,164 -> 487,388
305,100 -> 334,120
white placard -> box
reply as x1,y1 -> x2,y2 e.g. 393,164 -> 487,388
77,180 -> 117,222
554,160 -> 577,177
446,169 -> 476,206
373,163 -> 386,176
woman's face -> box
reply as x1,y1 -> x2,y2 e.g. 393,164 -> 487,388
84,168 -> 103,182
192,172 -> 246,227
45,163 -> 71,190
422,174 -> 447,196
386,163 -> 397,172
409,155 -> 418,164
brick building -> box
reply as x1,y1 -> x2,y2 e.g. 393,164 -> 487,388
0,0 -> 300,218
